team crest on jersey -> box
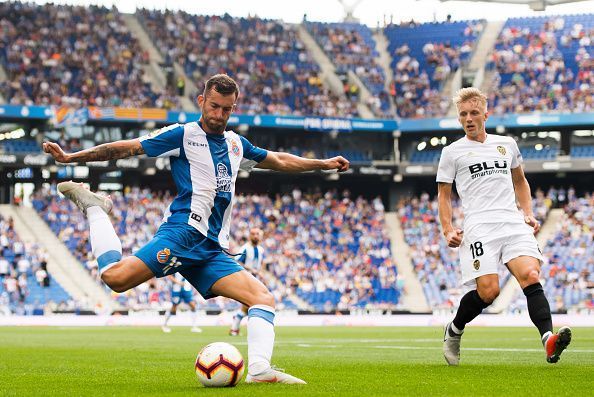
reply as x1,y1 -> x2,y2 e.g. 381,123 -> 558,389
473,259 -> 481,270
216,163 -> 232,193
497,146 -> 506,156
157,248 -> 171,264
231,140 -> 240,157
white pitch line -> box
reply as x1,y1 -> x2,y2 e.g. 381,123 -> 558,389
371,345 -> 594,353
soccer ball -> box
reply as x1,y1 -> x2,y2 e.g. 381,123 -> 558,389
195,342 -> 245,387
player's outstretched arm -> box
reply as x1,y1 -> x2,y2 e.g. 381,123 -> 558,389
43,139 -> 144,163
256,151 -> 349,173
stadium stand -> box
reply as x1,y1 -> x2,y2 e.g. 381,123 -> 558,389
0,2 -> 180,109
232,191 -> 400,311
385,20 -> 484,118
570,144 -> 594,158
31,186 -> 401,312
0,213 -> 72,315
305,22 -> 393,118
136,9 -> 359,117
487,14 -> 594,114
0,139 -> 41,154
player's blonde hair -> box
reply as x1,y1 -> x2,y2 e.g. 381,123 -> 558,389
452,87 -> 488,111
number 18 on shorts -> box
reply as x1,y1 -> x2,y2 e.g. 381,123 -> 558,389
459,223 -> 544,286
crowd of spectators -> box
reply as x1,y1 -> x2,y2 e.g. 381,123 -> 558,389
138,10 -> 358,117
306,22 -> 393,118
386,20 -> 483,118
32,185 -> 401,312
0,213 -> 73,315
0,2 -> 180,109
487,15 -> 593,114
231,190 -> 401,311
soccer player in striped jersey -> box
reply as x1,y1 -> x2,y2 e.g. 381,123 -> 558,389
437,87 -> 571,366
229,227 -> 265,336
162,273 -> 202,333
43,74 -> 349,384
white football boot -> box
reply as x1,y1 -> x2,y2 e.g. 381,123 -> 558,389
190,327 -> 203,333
443,321 -> 463,366
246,366 -> 306,384
161,325 -> 172,333
57,181 -> 113,216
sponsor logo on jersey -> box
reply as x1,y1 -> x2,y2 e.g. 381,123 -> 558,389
231,140 -> 240,157
216,163 -> 232,192
497,145 -> 506,155
473,259 -> 480,270
468,160 -> 508,179
157,248 -> 171,264
187,140 -> 208,148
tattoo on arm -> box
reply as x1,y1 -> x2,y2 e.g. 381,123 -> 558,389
70,140 -> 144,162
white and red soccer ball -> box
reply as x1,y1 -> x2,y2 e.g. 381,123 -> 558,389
195,342 -> 245,387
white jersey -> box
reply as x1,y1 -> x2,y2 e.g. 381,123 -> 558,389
238,243 -> 265,272
172,273 -> 192,293
436,134 -> 525,230
139,122 -> 268,249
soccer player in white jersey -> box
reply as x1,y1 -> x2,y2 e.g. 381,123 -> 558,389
437,87 -> 571,366
162,273 -> 202,333
229,227 -> 265,336
43,74 -> 349,384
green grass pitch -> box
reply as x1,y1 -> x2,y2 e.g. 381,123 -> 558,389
1,326 -> 592,396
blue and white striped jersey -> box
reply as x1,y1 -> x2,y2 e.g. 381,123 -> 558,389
139,121 -> 268,249
238,243 -> 265,272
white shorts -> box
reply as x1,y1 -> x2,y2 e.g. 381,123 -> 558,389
459,222 -> 544,287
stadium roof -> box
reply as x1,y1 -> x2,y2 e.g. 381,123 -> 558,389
440,0 -> 589,11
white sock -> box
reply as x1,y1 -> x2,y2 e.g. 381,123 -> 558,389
88,206 -> 122,274
450,322 -> 464,335
247,304 -> 275,375
231,309 -> 246,332
541,331 -> 553,345
163,310 -> 172,327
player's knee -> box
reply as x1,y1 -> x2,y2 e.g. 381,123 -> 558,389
254,289 -> 275,308
478,285 -> 500,304
101,266 -> 128,293
523,268 -> 540,286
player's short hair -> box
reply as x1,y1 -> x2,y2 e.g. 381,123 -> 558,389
204,74 -> 240,99
452,87 -> 487,111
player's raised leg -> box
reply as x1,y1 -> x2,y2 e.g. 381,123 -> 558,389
444,274 -> 497,365
211,270 -> 306,384
57,181 -> 154,292
507,256 -> 572,363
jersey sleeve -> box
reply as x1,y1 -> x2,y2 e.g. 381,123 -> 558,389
239,136 -> 268,171
510,139 -> 523,168
436,147 -> 455,183
139,124 -> 184,158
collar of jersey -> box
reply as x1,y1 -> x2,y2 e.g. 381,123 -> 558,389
198,121 -> 226,142
465,133 -> 488,144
